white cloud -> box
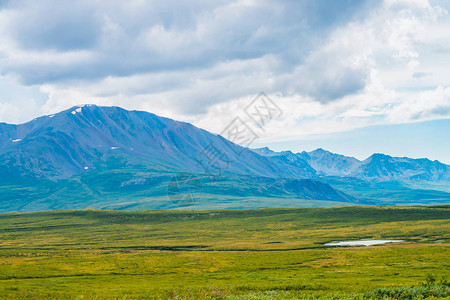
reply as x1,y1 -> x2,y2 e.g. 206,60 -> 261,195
389,86 -> 450,123
0,0 -> 448,148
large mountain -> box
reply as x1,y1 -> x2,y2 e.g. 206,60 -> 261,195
0,105 -> 313,180
0,105 -> 354,212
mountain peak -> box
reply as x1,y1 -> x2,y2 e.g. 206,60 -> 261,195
365,153 -> 392,162
252,147 -> 276,156
66,104 -> 99,111
311,148 -> 332,155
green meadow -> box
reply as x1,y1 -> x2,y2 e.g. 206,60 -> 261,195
0,206 -> 449,299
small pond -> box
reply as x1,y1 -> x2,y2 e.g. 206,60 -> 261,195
325,240 -> 405,246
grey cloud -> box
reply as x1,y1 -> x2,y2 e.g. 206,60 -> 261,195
307,68 -> 367,102
0,0 -> 9,9
6,1 -> 101,51
1,0 -> 375,83
0,0 -> 381,115
279,39 -> 371,103
430,105 -> 450,116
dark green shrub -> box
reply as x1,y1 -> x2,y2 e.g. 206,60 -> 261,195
367,275 -> 450,299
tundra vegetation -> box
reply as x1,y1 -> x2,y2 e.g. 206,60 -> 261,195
0,206 -> 449,299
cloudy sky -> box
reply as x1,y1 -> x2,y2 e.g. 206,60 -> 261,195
0,0 -> 449,162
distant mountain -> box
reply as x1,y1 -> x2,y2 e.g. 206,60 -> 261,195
252,147 -> 317,178
254,148 -> 450,181
356,153 -> 449,181
296,148 -> 360,176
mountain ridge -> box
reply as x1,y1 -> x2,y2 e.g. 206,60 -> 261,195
1,104 -> 449,182
1,104 -> 308,179
253,147 -> 450,181
1,104 -> 449,213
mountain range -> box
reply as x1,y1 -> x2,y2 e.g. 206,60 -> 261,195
0,104 -> 449,212
252,147 -> 450,181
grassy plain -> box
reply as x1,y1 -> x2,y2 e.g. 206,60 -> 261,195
0,206 -> 449,299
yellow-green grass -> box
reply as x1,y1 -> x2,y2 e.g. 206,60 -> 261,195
0,206 -> 449,299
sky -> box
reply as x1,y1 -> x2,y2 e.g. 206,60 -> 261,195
0,0 -> 449,163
